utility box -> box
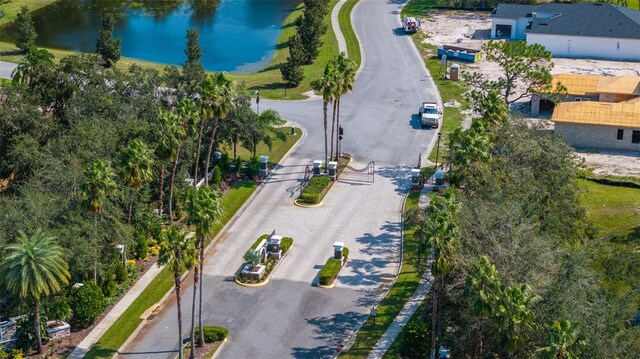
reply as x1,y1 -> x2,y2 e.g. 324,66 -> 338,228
435,170 -> 446,185
411,168 -> 421,187
333,241 -> 345,260
450,64 -> 460,81
328,161 -> 338,180
313,160 -> 323,176
259,155 -> 269,176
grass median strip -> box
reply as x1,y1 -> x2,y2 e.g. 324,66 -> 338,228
338,191 -> 425,358
339,0 -> 361,67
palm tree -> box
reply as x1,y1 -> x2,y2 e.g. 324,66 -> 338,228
120,139 -> 154,224
464,256 -> 501,359
241,109 -> 286,156
537,319 -> 587,359
11,48 -> 55,85
494,283 -> 538,358
155,109 -> 185,219
168,98 -> 199,221
328,60 -> 342,161
0,230 -> 70,354
202,73 -> 234,186
311,62 -> 338,171
158,225 -> 198,359
186,186 -> 223,348
82,159 -> 116,282
335,53 -> 356,160
425,191 -> 460,359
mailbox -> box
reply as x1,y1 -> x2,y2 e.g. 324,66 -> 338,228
450,64 -> 460,81
328,161 -> 338,180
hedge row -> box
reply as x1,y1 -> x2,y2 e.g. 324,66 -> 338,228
300,176 -> 331,204
318,248 -> 349,286
194,326 -> 228,343
251,235 -> 293,252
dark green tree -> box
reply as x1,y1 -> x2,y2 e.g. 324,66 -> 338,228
95,12 -> 121,68
280,60 -> 304,88
182,29 -> 205,92
15,6 -> 38,53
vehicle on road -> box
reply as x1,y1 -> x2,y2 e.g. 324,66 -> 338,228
418,102 -> 442,128
403,17 -> 420,34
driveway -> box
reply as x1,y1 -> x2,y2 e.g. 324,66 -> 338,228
121,0 -> 440,357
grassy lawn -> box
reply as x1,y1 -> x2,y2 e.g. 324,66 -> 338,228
339,0 -> 361,68
220,126 -> 302,164
578,179 -> 640,306
84,132 -> 302,358
338,191 -> 426,358
1,0 -> 362,100
578,179 -> 640,240
0,0 -> 59,26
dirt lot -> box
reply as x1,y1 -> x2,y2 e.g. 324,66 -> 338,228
421,11 -> 640,177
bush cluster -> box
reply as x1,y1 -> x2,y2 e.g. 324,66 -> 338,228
194,326 -> 228,343
300,176 -> 331,204
281,237 -> 293,253
68,282 -> 107,326
318,248 -> 348,286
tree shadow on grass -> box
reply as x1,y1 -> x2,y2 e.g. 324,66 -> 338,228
291,311 -> 365,358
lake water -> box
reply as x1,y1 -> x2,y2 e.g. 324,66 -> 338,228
0,0 -> 299,73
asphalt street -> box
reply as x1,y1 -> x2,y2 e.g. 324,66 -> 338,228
121,0 -> 440,358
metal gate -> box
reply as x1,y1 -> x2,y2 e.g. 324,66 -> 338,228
339,161 -> 375,183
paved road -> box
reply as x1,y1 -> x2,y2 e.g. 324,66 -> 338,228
0,61 -> 17,80
121,0 -> 440,358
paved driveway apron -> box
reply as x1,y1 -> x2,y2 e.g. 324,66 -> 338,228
121,0 -> 440,358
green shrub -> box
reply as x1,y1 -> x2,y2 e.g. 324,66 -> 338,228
135,232 -> 148,259
69,282 -> 107,326
399,319 -> 431,358
45,295 -> 72,321
101,273 -> 117,297
300,176 -> 331,204
115,263 -> 128,283
219,153 -> 231,173
194,326 -> 228,343
319,258 -> 343,286
212,166 -> 222,184
245,156 -> 260,178
281,237 -> 293,252
342,247 -> 349,259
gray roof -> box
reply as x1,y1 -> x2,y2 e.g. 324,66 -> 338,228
492,3 -> 640,40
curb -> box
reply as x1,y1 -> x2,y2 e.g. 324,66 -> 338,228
294,199 -> 324,208
317,257 -> 349,289
211,337 -> 228,359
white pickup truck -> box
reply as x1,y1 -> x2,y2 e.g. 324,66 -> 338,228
418,102 -> 442,128
403,17 -> 420,34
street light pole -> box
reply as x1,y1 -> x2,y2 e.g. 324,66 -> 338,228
434,132 -> 442,169
255,90 -> 260,115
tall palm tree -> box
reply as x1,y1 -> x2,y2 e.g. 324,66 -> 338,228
311,62 -> 337,171
168,98 -> 199,221
464,256 -> 501,359
202,73 -> 234,186
328,60 -> 342,161
0,230 -> 70,354
120,139 -> 154,224
82,159 -> 116,282
187,186 -> 223,349
11,48 -> 55,85
425,191 -> 460,359
537,319 -> 587,359
155,109 -> 185,219
494,283 -> 538,358
158,225 -> 198,359
335,53 -> 356,160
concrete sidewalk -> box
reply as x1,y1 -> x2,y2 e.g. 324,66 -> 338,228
332,0 -> 349,56
69,264 -> 165,358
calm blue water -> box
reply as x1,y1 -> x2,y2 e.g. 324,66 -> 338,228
1,0 -> 299,73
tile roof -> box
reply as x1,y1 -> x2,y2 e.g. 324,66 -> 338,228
492,3 -> 640,39
552,97 -> 640,127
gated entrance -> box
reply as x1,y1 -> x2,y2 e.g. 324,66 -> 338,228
339,161 -> 375,183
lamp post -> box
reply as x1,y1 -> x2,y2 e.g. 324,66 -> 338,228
255,90 -> 260,115
115,244 -> 125,267
434,132 -> 442,169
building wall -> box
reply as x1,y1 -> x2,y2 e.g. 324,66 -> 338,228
527,33 -> 640,61
555,122 -> 640,151
491,18 -> 518,39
